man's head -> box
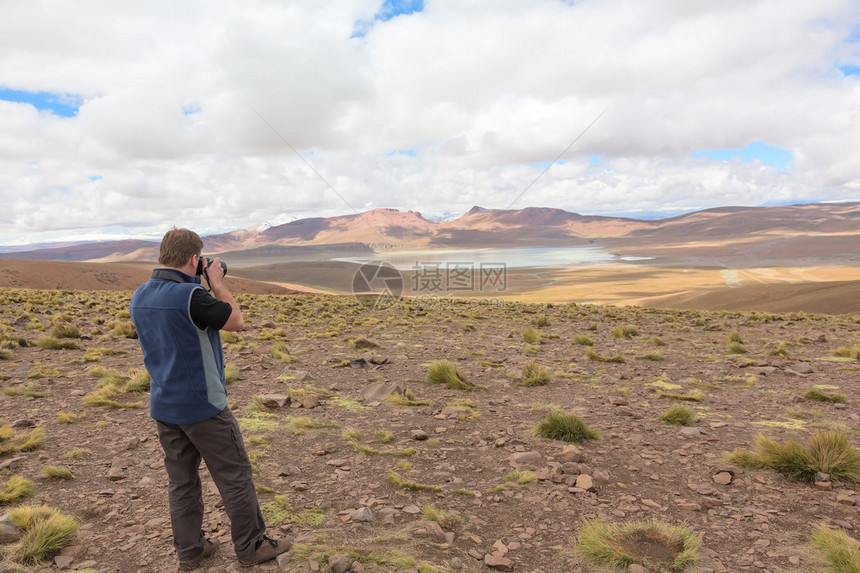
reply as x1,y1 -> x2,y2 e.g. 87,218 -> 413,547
158,228 -> 203,268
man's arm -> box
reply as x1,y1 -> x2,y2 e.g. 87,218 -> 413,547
205,258 -> 245,331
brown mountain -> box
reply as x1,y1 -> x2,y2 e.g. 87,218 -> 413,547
1,202 -> 858,265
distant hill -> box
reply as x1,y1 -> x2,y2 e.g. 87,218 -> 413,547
0,259 -> 297,295
3,202 -> 859,265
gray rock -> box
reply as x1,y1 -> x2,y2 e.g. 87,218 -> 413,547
328,553 -> 352,573
358,381 -> 406,402
509,451 -> 542,467
349,507 -> 374,523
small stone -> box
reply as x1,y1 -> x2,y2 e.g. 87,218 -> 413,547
450,556 -> 465,569
0,520 -> 23,543
815,472 -> 831,483
484,555 -> 513,571
713,472 -> 733,485
815,481 -> 832,491
510,451 -> 542,467
576,474 -> 595,492
424,521 -> 448,543
257,394 -> 290,408
836,494 -> 857,506
559,444 -> 583,463
349,507 -> 374,523
302,395 -> 318,409
629,564 -> 650,573
410,429 -> 429,441
328,553 -> 352,573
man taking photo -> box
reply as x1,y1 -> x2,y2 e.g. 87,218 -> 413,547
130,228 -> 289,569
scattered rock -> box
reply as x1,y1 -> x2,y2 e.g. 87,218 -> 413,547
484,554 -> 514,571
358,381 -> 405,401
424,520 -> 448,543
349,507 -> 374,523
257,394 -> 290,408
328,553 -> 352,573
713,472 -> 733,485
510,451 -> 542,467
410,429 -> 429,441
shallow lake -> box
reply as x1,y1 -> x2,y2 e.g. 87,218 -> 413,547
334,246 -> 634,270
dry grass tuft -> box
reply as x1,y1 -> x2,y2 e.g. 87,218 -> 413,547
426,360 -> 475,390
725,430 -> 860,484
808,523 -> 860,573
8,504 -> 79,563
576,518 -> 701,571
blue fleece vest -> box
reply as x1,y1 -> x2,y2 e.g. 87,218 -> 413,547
129,269 -> 228,425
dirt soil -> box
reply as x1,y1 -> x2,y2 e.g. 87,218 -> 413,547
1,289 -> 859,572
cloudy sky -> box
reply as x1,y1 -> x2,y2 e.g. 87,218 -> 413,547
1,0 -> 859,246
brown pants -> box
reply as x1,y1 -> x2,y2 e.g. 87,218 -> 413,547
156,407 -> 266,561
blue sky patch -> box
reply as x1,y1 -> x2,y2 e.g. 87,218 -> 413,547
0,89 -> 81,117
182,104 -> 201,116
385,149 -> 417,157
839,65 -> 860,77
352,0 -> 424,38
88,175 -> 103,182
691,141 -> 793,172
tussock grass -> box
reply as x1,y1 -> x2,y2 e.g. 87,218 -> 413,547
808,523 -> 860,573
725,431 -> 860,484
426,360 -> 475,390
344,428 -> 415,457
387,469 -> 443,492
41,466 -> 74,480
225,363 -> 239,384
62,448 -> 91,459
110,320 -> 137,339
727,341 -> 748,354
585,348 -> 625,363
576,518 -> 701,571
123,369 -> 151,393
659,405 -> 696,426
522,326 -> 541,344
0,475 -> 34,503
636,352 -> 664,361
36,336 -> 78,350
0,427 -> 45,455
534,410 -> 600,443
261,495 -> 327,527
574,334 -> 594,346
657,389 -> 704,402
804,388 -> 847,403
612,324 -> 639,339
7,505 -> 79,563
518,360 -> 551,387
386,389 -> 433,407
421,504 -> 464,530
56,412 -> 86,424
49,322 -> 80,339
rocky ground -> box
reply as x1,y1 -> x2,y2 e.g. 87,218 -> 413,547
0,288 -> 859,572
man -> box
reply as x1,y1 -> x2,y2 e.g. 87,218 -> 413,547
130,228 -> 289,569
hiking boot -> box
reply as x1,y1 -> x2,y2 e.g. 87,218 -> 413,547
179,538 -> 220,570
238,534 -> 291,567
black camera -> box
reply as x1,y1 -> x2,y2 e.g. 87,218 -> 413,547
196,257 -> 228,278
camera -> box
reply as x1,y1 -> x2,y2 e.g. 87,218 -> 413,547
196,257 -> 228,278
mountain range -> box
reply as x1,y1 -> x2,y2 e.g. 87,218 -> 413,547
3,202 -> 860,266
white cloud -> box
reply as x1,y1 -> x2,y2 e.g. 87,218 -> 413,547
0,0 -> 859,244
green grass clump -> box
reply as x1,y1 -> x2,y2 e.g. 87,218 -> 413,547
612,324 -> 638,339
261,495 -> 327,527
0,427 -> 45,455
7,504 -> 79,563
386,389 -> 433,407
808,523 -> 860,573
727,341 -> 748,354
50,322 -> 80,339
111,320 -> 137,339
522,326 -> 541,344
534,410 -> 600,443
124,369 -> 151,393
585,348 -> 625,363
0,475 -> 35,503
36,336 -> 78,350
657,389 -> 703,402
659,406 -> 696,426
518,360 -> 551,387
426,360 -> 474,390
62,448 -> 91,459
387,469 -> 443,492
41,466 -> 75,480
576,518 -> 700,571
725,431 -> 860,484
574,334 -> 594,346
804,388 -> 847,403
421,504 -> 464,530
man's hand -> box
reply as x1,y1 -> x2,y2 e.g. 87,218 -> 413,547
204,258 -> 244,331
203,257 -> 226,288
